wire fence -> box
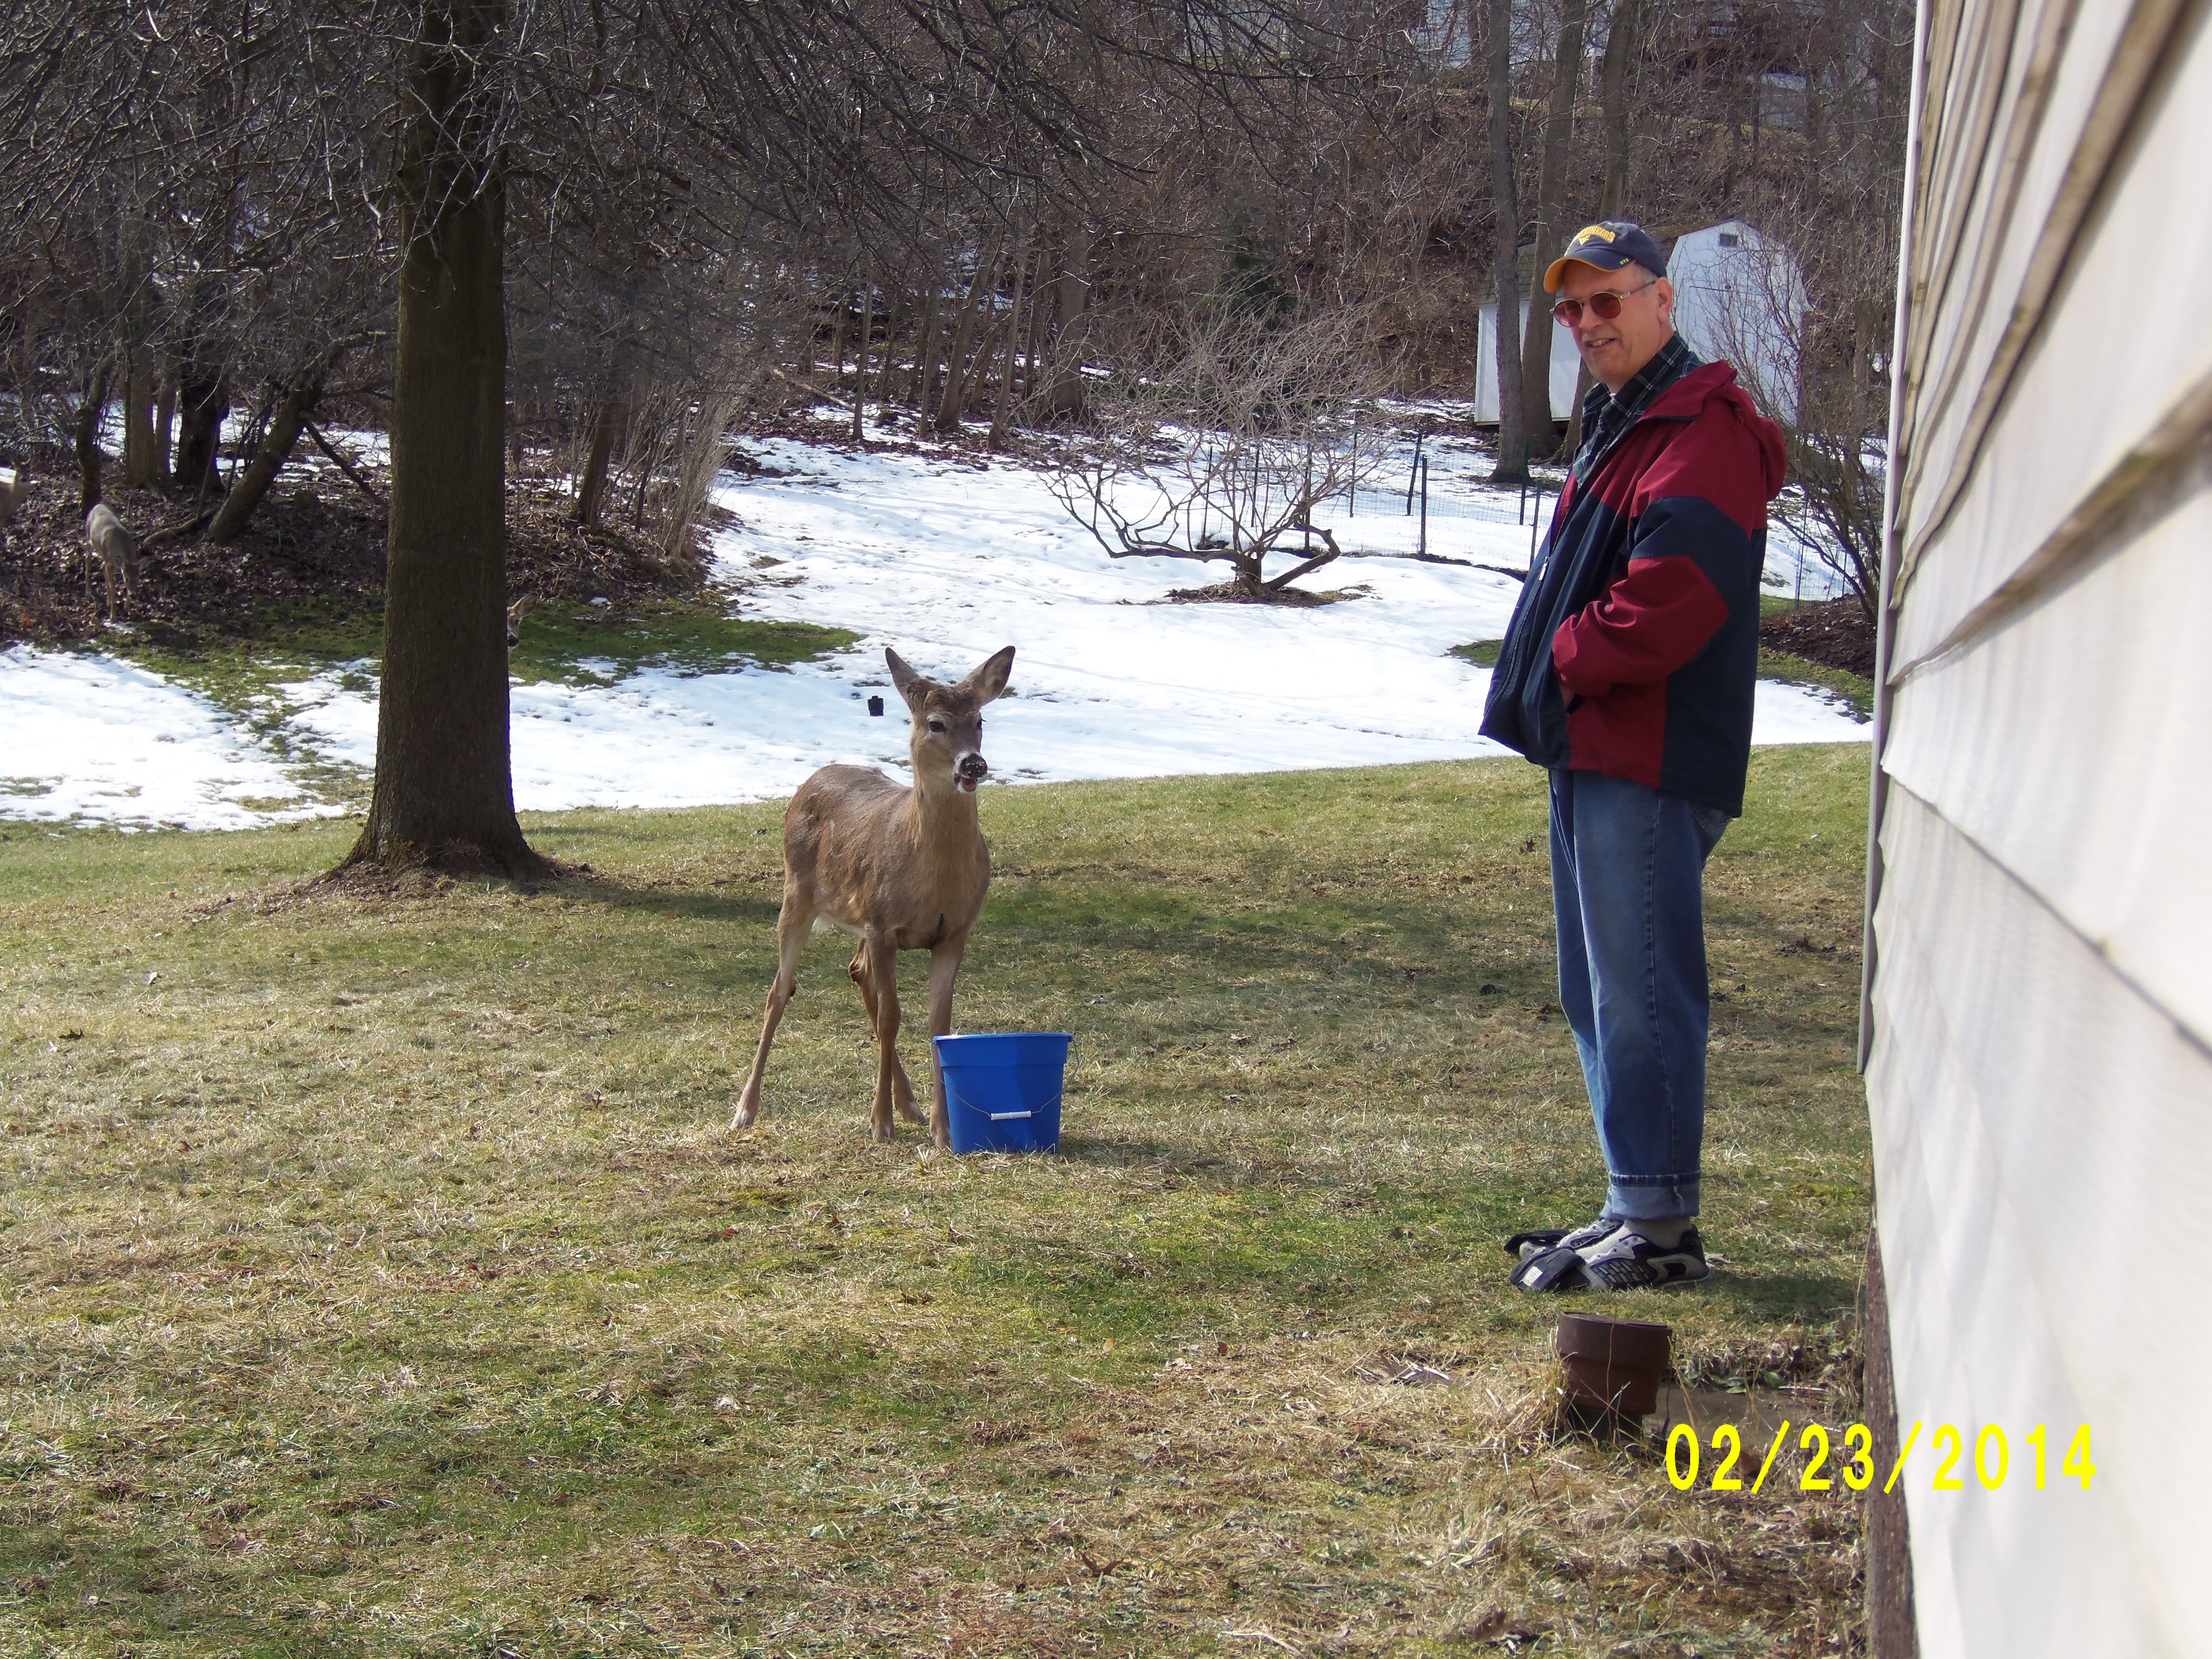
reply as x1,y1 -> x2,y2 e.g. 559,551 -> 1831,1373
1292,432 -> 1566,573
1297,430 -> 1852,600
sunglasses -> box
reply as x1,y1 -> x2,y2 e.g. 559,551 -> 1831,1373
1551,276 -> 1659,326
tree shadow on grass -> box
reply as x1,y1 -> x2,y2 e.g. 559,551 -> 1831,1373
540,872 -> 781,928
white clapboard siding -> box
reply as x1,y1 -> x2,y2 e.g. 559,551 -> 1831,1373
1893,0 -> 2212,668
1868,789 -> 2206,1657
1870,0 -> 2212,1650
1893,0 -> 2203,615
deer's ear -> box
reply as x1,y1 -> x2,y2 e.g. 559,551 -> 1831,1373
960,646 -> 1016,704
885,648 -> 929,708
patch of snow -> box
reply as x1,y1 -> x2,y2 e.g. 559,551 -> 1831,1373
0,646 -> 347,830
3,420 -> 1866,829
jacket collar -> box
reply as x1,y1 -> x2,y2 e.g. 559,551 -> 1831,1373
1571,333 -> 1702,484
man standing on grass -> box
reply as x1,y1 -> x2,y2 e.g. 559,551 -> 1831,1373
1478,221 -> 1785,1292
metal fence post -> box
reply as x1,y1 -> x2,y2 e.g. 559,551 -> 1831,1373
1418,457 -> 1429,557
1405,430 -> 1424,514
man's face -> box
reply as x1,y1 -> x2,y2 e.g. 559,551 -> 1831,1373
1558,261 -> 1676,394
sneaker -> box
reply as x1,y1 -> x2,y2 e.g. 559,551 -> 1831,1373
1575,1223 -> 1711,1289
1507,1215 -> 1622,1291
1510,1215 -> 1623,1263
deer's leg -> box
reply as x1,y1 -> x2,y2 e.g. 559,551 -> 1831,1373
849,947 -> 922,1124
733,888 -> 812,1130
925,934 -> 968,1151
863,934 -> 902,1143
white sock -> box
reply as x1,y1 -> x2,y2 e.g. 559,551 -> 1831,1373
1630,1214 -> 1694,1248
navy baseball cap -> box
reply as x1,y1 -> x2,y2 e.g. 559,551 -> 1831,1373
1543,220 -> 1669,292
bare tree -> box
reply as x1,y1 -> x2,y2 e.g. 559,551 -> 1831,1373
1050,307 -> 1379,600
1701,224 -> 1882,622
1518,0 -> 1591,451
1487,0 -> 1530,482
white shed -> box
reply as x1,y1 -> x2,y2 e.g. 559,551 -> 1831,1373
1473,298 -> 1583,422
1862,0 -> 2212,1652
1664,219 -> 1807,424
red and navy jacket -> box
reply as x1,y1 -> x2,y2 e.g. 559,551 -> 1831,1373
1478,359 -> 1785,817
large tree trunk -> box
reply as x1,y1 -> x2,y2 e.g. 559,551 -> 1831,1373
173,278 -> 230,496
1563,0 -> 1645,460
874,282 -> 908,404
1487,0 -> 1530,484
910,269 -> 942,412
122,347 -> 159,487
572,380 -> 626,528
933,240 -> 1002,432
153,364 -> 176,481
988,238 -> 1032,447
206,348 -> 347,544
1020,245 -> 1052,400
1518,0 -> 1591,447
1597,0 -> 1642,218
1042,230 -> 1094,422
851,272 -> 873,442
347,0 -> 539,879
75,361 -> 112,514
173,357 -> 228,500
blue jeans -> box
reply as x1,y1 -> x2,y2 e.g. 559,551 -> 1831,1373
1548,769 -> 1730,1222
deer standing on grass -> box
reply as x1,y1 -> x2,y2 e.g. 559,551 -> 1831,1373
84,503 -> 139,616
733,645 -> 1016,1146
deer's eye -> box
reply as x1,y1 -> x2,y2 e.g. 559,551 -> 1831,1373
927,719 -> 947,734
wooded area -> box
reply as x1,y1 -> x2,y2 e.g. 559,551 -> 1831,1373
0,0 -> 1908,872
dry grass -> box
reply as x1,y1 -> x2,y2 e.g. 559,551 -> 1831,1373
0,747 -> 1874,1656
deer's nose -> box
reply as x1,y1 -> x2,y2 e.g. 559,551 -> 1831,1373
956,752 -> 989,782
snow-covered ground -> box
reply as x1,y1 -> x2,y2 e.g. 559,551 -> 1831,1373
1,417 -> 1867,830
0,648 -> 343,830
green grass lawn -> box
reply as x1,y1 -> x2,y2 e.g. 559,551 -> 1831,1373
0,747 -> 1874,1656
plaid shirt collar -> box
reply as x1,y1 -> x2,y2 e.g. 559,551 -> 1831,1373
1571,332 -> 1701,485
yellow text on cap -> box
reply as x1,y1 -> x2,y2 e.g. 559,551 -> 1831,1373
1573,225 -> 1618,244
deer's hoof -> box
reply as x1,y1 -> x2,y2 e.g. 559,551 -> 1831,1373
730,1102 -> 759,1131
896,1096 -> 928,1126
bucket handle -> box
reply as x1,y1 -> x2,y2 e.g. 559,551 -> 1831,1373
986,1110 -> 1033,1121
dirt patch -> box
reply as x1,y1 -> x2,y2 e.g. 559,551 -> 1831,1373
504,479 -> 715,607
0,459 -> 711,651
1761,598 -> 1875,678
0,473 -> 385,648
1162,579 -> 1362,606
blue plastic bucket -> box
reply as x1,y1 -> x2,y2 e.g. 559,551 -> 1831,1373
933,1032 -> 1071,1154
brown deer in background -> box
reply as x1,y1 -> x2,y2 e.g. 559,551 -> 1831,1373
84,503 -> 139,616
733,644 -> 1016,1146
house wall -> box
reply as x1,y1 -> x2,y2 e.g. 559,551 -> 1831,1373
1867,0 -> 2212,1651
